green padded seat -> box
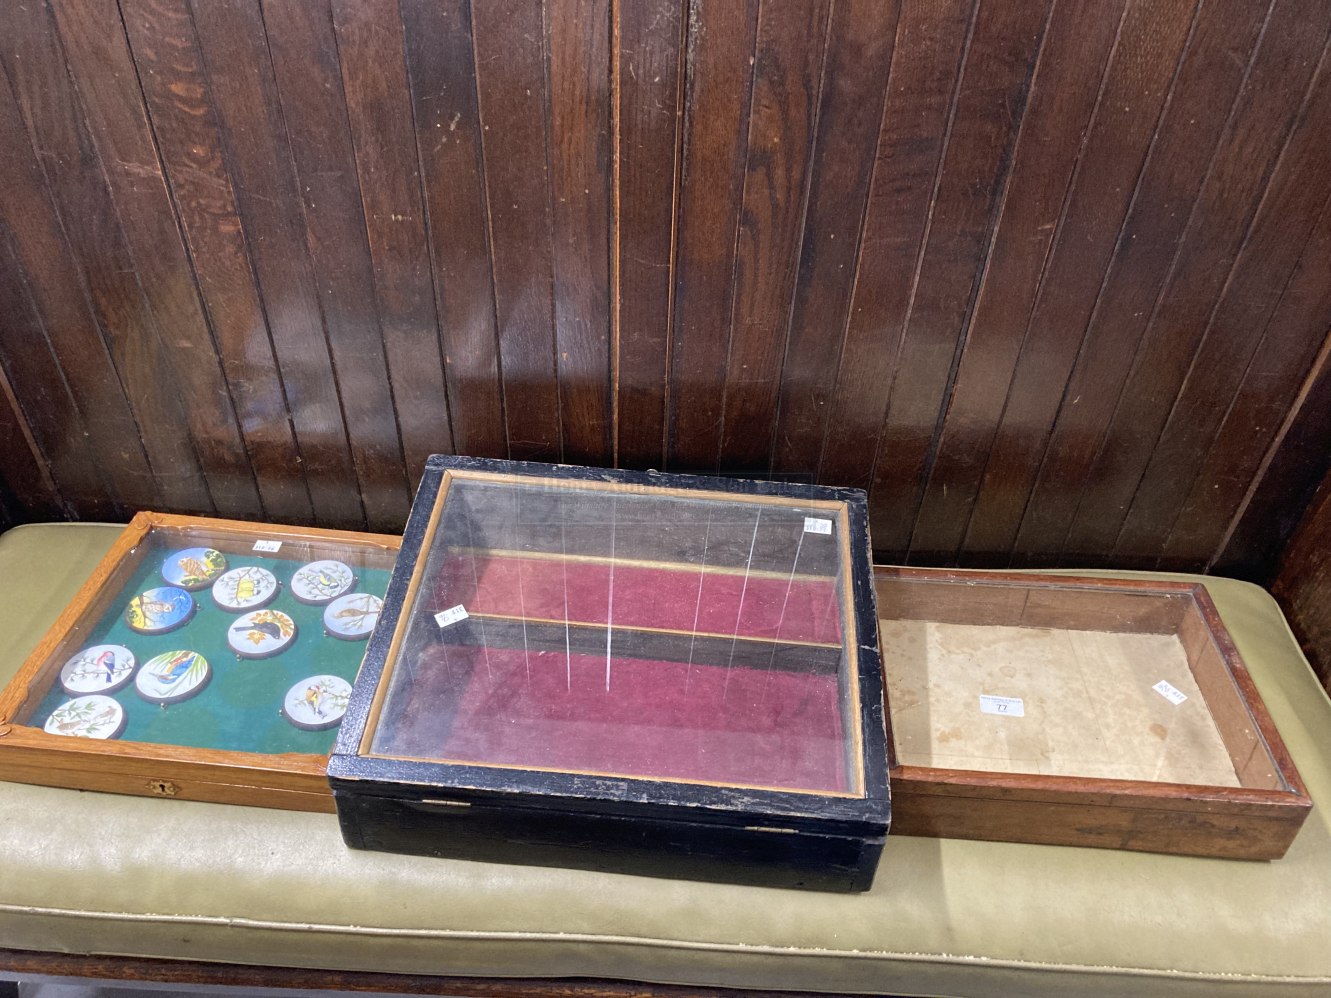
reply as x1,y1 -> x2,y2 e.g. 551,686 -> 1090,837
1,522 -> 1330,996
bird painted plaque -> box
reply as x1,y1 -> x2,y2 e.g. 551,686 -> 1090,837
323,593 -> 382,640
58,644 -> 136,695
282,674 -> 352,731
290,560 -> 356,605
160,547 -> 228,590
211,566 -> 280,612
135,650 -> 211,704
125,586 -> 195,635
227,609 -> 298,659
44,695 -> 127,739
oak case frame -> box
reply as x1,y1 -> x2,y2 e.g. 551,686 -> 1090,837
0,511 -> 401,813
878,567 -> 1312,860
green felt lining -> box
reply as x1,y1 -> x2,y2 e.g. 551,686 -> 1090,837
28,543 -> 391,756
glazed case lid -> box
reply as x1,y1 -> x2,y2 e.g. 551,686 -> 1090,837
330,457 -> 889,833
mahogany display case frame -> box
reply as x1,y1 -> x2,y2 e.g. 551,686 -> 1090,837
0,512 -> 400,812
877,567 -> 1312,860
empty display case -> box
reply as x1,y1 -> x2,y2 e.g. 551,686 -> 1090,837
330,456 -> 890,891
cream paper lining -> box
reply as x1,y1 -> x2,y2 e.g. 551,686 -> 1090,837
881,618 -> 1240,786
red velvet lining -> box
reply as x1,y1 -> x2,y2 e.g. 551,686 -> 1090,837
420,643 -> 849,793
432,553 -> 842,644
383,553 -> 852,792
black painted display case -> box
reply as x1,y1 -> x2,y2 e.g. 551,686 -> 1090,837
329,456 -> 890,891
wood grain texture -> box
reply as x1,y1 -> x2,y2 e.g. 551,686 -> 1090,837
716,0 -> 832,473
471,0 -> 563,462
615,0 -> 685,469
262,0 -> 412,530
1062,0 -> 1331,567
399,0 -> 506,461
1010,0 -> 1268,567
0,360 -> 63,523
908,0 -> 1128,563
189,0 -> 365,530
0,0 -> 1327,585
548,0 -> 614,467
0,220 -> 110,520
817,0 -> 974,492
960,0 -> 1201,567
865,0 -> 1052,552
120,0 -> 312,525
49,0 -> 262,519
768,0 -> 899,482
0,0 -> 210,515
1167,206 -> 1331,570
332,0 -> 454,483
1218,331 -> 1331,579
1121,57 -> 1331,567
667,0 -> 759,471
1275,468 -> 1331,693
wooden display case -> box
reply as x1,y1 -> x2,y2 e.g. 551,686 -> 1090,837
877,567 -> 1312,860
330,456 -> 890,891
0,512 -> 399,812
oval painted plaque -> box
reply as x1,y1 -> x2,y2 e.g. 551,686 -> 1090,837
44,695 -> 127,739
59,644 -> 136,695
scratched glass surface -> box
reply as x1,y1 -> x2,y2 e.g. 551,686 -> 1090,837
367,476 -> 861,795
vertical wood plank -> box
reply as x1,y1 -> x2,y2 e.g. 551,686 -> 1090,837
907,0 -> 1127,563
189,0 -> 364,529
865,0 -> 1051,555
0,360 -> 63,523
548,0 -> 613,466
1218,332 -> 1331,578
1010,0 -> 1267,565
667,0 -> 759,471
769,0 -> 900,481
120,0 -> 313,525
50,0 -> 262,518
1115,54 -> 1331,565
960,0 -> 1200,567
0,224 -> 110,520
615,0 -> 685,469
713,0 -> 831,473
399,0 -> 506,460
1,1 -> 211,515
471,0 -> 562,462
1062,0 -> 1331,566
332,0 -> 454,483
262,0 -> 412,529
0,59 -> 150,517
1273,470 -> 1331,690
1168,197 -> 1331,569
817,0 -> 973,492
1170,186 -> 1331,567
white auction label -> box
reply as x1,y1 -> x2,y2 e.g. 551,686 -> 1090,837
1153,679 -> 1188,706
252,539 -> 282,553
804,517 -> 833,535
979,694 -> 1025,717
434,604 -> 469,628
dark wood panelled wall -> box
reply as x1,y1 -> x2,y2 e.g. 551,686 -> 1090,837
2,0 -> 1330,585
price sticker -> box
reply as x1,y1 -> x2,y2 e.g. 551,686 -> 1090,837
435,605 -> 469,629
804,517 -> 833,535
979,694 -> 1025,717
1153,679 -> 1188,706
252,539 -> 282,553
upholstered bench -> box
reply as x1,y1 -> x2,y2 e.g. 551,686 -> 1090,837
1,522 -> 1329,996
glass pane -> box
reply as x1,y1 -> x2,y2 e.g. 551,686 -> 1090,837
367,473 -> 861,795
878,575 -> 1281,789
19,521 -> 396,755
